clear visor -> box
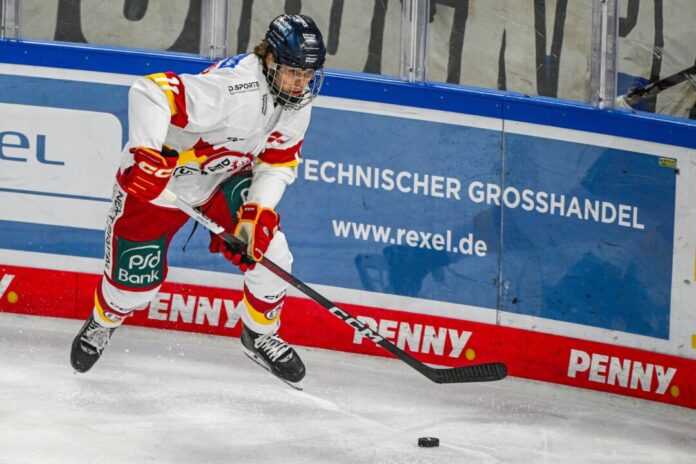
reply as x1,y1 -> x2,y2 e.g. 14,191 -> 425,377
266,62 -> 324,110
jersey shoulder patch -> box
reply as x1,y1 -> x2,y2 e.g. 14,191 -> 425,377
203,53 -> 257,75
218,53 -> 252,69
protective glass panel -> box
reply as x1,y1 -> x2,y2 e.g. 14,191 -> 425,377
226,0 -> 401,77
427,0 -> 595,102
17,0 -> 403,76
18,0 -> 202,54
616,0 -> 696,120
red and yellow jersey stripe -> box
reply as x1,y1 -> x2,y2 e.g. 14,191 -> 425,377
146,72 -> 189,128
258,136 -> 303,167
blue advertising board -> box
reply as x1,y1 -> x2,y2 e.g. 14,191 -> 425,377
500,134 -> 676,338
283,107 -> 502,312
284,109 -> 677,339
1,41 -> 691,343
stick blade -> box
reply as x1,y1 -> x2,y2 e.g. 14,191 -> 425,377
430,362 -> 508,384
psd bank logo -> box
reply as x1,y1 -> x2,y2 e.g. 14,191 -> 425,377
115,236 -> 165,288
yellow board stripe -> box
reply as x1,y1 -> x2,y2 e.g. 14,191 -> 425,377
243,293 -> 280,326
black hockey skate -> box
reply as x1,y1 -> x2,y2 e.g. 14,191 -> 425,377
70,315 -> 117,373
241,325 -> 305,389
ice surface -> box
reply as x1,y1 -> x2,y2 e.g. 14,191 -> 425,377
0,312 -> 694,464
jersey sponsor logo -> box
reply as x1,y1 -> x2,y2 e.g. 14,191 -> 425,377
567,348 -> 678,395
353,316 -> 473,358
114,236 -> 165,288
178,140 -> 253,176
174,152 -> 252,177
201,153 -> 252,174
228,81 -> 260,94
206,157 -> 232,173
104,186 -> 125,274
261,93 -> 269,115
204,157 -> 241,173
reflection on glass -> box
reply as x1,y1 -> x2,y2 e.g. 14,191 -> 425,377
616,0 -> 696,119
19,0 -> 201,53
226,0 -> 401,77
427,1 -> 593,102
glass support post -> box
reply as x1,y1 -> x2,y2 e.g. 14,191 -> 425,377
200,0 -> 229,59
400,0 -> 429,82
0,0 -> 20,40
590,0 -> 619,108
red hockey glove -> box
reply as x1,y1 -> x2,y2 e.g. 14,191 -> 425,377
121,146 -> 178,201
210,234 -> 256,273
209,204 -> 279,272
235,203 -> 280,262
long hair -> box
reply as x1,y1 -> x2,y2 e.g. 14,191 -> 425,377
253,40 -> 269,60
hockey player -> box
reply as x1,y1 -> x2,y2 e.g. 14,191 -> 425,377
70,14 -> 326,386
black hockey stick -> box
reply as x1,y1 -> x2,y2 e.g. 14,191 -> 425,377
162,189 -> 507,384
618,64 -> 696,107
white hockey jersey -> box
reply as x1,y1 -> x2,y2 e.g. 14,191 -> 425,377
120,53 -> 312,209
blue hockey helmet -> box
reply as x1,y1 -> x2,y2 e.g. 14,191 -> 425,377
263,14 -> 326,109
265,14 -> 326,71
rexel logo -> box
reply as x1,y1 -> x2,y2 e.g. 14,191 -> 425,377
567,348 -> 680,397
0,103 -> 121,199
0,131 -> 63,165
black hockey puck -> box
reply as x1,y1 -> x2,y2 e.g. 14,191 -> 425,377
418,437 -> 439,447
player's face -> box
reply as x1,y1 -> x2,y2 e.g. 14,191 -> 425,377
267,56 -> 314,94
276,65 -> 315,96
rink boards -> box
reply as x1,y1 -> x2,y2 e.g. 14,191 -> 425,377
0,41 -> 695,408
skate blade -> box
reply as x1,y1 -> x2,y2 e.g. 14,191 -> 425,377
242,348 -> 304,391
